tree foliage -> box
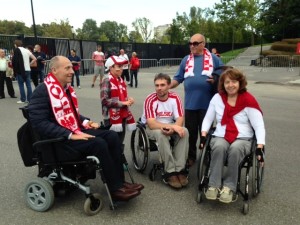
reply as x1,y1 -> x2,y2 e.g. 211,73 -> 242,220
132,18 -> 152,43
42,20 -> 73,39
1,1 -> 299,44
261,0 -> 300,41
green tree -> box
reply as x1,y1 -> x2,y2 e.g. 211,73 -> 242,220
0,20 -> 30,35
77,19 -> 99,40
213,0 -> 260,48
42,20 -> 73,39
132,18 -> 152,43
168,7 -> 213,44
261,0 -> 300,41
128,31 -> 143,43
99,21 -> 127,42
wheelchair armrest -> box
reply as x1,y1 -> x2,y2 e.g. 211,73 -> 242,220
33,137 -> 65,150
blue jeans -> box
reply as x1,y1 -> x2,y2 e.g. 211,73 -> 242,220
39,69 -> 45,83
17,71 -> 32,102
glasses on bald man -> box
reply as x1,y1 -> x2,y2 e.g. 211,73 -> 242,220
188,41 -> 204,47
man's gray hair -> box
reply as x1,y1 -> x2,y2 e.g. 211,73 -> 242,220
49,56 -> 61,70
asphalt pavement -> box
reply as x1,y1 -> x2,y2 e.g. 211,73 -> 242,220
1,47 -> 300,225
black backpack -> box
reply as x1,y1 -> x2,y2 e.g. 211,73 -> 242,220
17,121 -> 36,167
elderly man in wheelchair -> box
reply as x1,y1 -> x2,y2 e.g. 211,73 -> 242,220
199,68 -> 265,204
26,56 -> 143,209
141,73 -> 189,189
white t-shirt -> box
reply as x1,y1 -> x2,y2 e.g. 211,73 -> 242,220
19,47 -> 32,71
119,54 -> 129,69
142,91 -> 184,124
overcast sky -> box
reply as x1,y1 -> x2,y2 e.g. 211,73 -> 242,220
2,0 -> 220,31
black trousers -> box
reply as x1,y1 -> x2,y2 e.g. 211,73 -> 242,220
130,70 -> 138,87
185,109 -> 207,161
31,70 -> 39,87
66,129 -> 124,192
0,71 -> 15,98
121,69 -> 130,82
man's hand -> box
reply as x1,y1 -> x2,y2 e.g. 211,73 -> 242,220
87,121 -> 100,129
199,135 -> 207,149
161,126 -> 174,136
206,75 -> 214,84
161,125 -> 185,138
71,132 -> 95,141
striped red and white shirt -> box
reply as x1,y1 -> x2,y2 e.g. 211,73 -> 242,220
142,91 -> 183,124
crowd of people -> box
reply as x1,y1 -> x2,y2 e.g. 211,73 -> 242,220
9,33 -> 265,206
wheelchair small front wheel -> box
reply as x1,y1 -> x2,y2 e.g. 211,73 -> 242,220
24,177 -> 55,212
84,193 -> 104,216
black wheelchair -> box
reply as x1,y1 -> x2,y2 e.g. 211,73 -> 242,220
196,128 -> 265,215
17,106 -> 134,215
130,119 -> 187,182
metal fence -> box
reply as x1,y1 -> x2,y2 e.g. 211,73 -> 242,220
43,55 -> 300,76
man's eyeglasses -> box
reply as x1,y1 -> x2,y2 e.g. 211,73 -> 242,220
188,41 -> 203,47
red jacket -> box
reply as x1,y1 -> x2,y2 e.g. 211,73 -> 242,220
130,57 -> 140,70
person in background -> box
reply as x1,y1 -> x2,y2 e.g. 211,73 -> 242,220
129,52 -> 140,88
91,45 -> 105,87
34,44 -> 46,83
26,45 -> 39,88
142,73 -> 189,189
12,39 -> 36,104
119,49 -> 130,83
0,48 -> 16,99
201,68 -> 265,203
170,33 -> 223,167
28,55 -> 143,202
212,48 -> 221,57
68,49 -> 81,89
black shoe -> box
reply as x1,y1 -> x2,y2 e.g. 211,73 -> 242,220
0,96 -> 4,99
10,96 -> 17,98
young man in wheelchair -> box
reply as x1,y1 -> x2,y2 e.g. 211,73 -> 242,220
141,73 -> 189,189
200,68 -> 265,203
27,56 -> 143,202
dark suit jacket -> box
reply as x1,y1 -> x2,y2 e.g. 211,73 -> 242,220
12,47 -> 25,77
28,83 -> 88,140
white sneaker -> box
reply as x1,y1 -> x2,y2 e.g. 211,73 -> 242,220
78,86 -> 81,89
17,101 -> 25,104
205,187 -> 218,200
219,186 -> 233,203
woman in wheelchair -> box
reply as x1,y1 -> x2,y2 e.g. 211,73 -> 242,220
28,56 -> 143,202
200,68 -> 265,203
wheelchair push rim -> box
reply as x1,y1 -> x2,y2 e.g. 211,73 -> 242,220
131,123 -> 149,172
252,152 -> 264,197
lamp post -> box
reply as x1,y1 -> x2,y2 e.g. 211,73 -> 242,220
71,26 -> 75,40
30,0 -> 37,39
259,31 -> 263,66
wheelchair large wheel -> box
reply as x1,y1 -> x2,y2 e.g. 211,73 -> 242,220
197,144 -> 210,181
84,193 -> 104,216
131,123 -> 149,172
24,178 -> 55,212
252,153 -> 264,197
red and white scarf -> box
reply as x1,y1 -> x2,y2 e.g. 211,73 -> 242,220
108,73 -> 136,132
220,92 -> 262,143
44,73 -> 82,134
184,48 -> 214,78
